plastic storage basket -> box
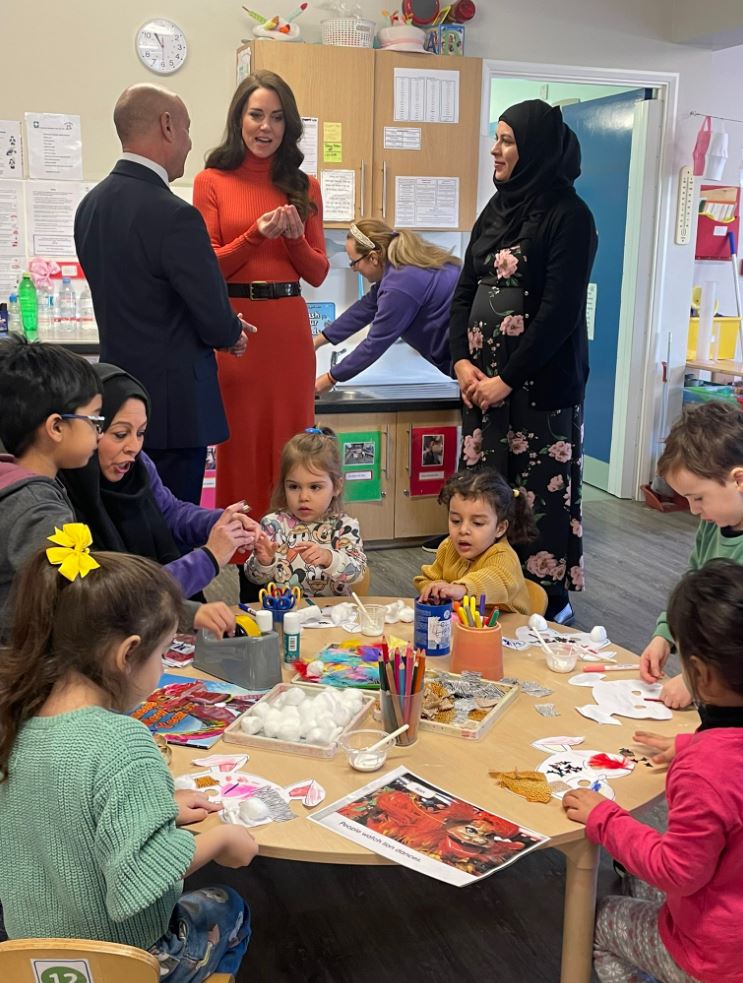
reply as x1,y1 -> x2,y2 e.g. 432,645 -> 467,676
321,17 -> 376,47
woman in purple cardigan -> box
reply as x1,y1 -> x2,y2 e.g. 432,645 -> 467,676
314,219 -> 460,393
59,363 -> 258,628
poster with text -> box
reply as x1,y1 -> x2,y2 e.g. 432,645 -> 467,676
696,185 -> 740,260
309,767 -> 548,887
338,430 -> 382,502
410,425 -> 458,497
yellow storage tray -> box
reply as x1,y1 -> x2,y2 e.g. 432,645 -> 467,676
687,317 -> 741,360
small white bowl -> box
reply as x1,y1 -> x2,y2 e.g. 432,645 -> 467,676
339,729 -> 390,772
545,642 -> 578,674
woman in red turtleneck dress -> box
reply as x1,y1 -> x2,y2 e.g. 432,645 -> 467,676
194,71 -> 328,544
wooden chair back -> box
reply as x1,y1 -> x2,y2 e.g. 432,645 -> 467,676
525,579 -> 548,616
352,567 -> 371,596
0,938 -> 234,983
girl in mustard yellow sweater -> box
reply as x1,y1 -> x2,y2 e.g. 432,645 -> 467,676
414,469 -> 536,614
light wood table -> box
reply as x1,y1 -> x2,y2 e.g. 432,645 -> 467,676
169,600 -> 697,983
686,356 -> 743,381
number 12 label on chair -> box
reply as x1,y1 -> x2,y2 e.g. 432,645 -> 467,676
32,961 -> 93,983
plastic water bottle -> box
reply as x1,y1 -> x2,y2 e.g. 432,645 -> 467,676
36,287 -> 52,339
78,282 -> 97,339
7,294 -> 21,334
18,273 -> 38,341
55,277 -> 78,336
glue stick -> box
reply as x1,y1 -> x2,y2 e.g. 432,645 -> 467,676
282,611 -> 301,664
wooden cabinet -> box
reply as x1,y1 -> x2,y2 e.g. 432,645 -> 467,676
242,42 -> 374,224
371,50 -> 483,231
237,42 -> 482,230
316,407 -> 460,544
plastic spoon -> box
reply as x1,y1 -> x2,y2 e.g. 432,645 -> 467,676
365,724 -> 409,753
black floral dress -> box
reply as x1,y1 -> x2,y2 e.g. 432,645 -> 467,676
460,241 -> 584,596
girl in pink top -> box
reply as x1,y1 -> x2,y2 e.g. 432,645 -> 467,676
563,558 -> 743,983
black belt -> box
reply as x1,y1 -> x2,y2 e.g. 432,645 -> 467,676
228,281 -> 301,300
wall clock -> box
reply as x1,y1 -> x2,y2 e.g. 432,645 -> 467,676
136,18 -> 188,75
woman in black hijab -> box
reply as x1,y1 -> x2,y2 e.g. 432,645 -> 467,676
449,100 -> 597,624
60,363 -> 259,634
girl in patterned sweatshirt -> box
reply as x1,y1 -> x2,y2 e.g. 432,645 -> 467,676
245,427 -> 367,596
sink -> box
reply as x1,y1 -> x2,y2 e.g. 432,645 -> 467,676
316,388 -> 367,401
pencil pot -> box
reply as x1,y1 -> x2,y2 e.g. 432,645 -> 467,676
450,620 -> 503,680
379,689 -> 423,746
414,598 -> 452,657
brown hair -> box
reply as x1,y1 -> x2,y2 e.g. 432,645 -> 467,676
438,468 -> 538,545
658,401 -> 743,483
667,558 -> 743,697
270,427 -> 344,515
348,218 -> 460,270
204,71 -> 314,221
0,548 -> 182,781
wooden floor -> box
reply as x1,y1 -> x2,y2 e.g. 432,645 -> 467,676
197,496 -> 697,983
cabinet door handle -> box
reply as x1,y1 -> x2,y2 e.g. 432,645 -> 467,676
382,160 -> 388,220
360,158 -> 366,216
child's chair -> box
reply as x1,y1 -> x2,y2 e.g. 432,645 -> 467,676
525,579 -> 548,616
352,567 -> 371,596
0,938 -> 234,983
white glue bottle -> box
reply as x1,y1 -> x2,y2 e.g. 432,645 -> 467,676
282,611 -> 301,665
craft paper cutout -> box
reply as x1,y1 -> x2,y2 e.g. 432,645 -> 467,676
532,736 -> 585,754
537,749 -> 634,801
191,754 -> 248,772
513,625 -> 612,661
569,674 -> 672,726
285,779 -> 326,808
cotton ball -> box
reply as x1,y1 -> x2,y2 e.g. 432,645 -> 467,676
312,692 -> 335,715
398,606 -> 414,623
263,709 -> 284,739
315,713 -> 336,732
283,687 -> 306,706
251,701 -> 271,719
277,717 -> 302,742
306,726 -> 325,744
529,613 -> 548,632
272,692 -> 287,710
306,660 -> 324,677
590,625 -> 608,643
332,705 -> 352,727
173,775 -> 196,790
281,704 -> 300,719
299,701 -> 317,724
240,715 -> 263,735
239,798 -> 270,823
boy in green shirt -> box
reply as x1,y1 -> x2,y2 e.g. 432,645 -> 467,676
640,400 -> 743,707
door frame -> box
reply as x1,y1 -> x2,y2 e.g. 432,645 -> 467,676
478,60 -> 679,499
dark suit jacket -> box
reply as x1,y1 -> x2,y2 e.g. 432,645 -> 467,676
74,160 -> 241,449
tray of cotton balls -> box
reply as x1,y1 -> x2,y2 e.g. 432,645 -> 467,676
222,682 -> 375,758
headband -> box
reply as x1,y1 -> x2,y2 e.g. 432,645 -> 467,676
46,523 -> 100,582
349,224 -> 376,251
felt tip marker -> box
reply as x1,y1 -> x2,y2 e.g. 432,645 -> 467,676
583,663 -> 638,673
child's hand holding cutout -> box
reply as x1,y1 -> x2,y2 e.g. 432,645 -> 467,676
639,635 -> 671,683
175,790 -> 221,826
633,730 -> 677,766
293,541 -> 332,568
253,531 -> 277,566
562,789 -> 605,825
659,674 -> 693,709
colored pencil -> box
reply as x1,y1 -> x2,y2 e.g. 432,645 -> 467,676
487,607 -> 500,626
478,593 -> 486,618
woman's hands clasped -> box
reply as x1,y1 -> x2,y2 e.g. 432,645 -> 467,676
453,359 -> 513,411
257,204 -> 304,240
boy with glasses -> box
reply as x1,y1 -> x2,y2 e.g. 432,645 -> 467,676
0,337 -> 102,631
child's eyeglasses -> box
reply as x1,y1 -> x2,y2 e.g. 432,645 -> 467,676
60,413 -> 106,434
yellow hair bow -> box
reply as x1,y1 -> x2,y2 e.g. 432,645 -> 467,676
46,523 -> 100,582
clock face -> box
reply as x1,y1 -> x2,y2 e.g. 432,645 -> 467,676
136,19 -> 188,75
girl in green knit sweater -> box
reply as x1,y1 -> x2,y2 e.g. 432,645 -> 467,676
0,525 -> 255,982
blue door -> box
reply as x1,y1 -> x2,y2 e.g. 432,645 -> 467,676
562,90 -> 653,488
